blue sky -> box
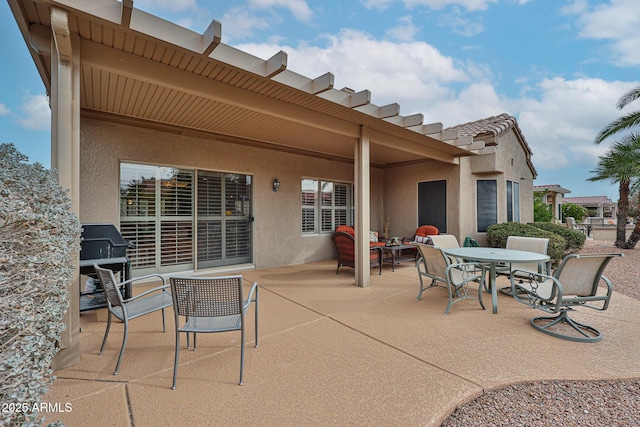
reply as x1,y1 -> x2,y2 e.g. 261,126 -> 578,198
2,0 -> 639,201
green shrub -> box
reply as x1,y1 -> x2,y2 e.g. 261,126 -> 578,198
0,144 -> 80,426
529,222 -> 586,253
562,203 -> 588,222
533,192 -> 553,222
486,222 -> 565,265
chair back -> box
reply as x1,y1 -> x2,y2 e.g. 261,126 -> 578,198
463,236 -> 479,247
93,264 -> 125,308
429,234 -> 460,250
332,231 -> 355,263
506,236 -> 549,274
565,217 -> 576,228
416,243 -> 449,278
170,275 -> 244,318
554,254 -> 620,297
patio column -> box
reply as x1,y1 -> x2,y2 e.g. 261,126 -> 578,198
50,7 -> 81,369
354,125 -> 371,287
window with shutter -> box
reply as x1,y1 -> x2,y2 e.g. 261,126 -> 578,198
477,179 -> 497,232
120,163 -> 252,274
301,179 -> 353,234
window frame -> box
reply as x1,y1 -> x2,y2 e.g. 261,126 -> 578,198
476,179 -> 498,232
301,178 -> 354,235
507,180 -> 520,222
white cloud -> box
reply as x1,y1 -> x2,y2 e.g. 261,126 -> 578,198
249,0 -> 313,21
438,7 -> 485,36
386,15 -> 420,41
135,0 -> 197,13
513,77 -> 638,169
572,0 -> 640,66
360,0 -> 397,11
0,103 -> 10,115
402,0 -> 498,11
560,0 -> 588,15
221,8 -> 271,40
362,0 -> 498,11
238,27 -> 638,181
238,28 -> 471,117
17,94 -> 50,131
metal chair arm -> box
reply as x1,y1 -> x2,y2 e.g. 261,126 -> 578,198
120,274 -> 169,303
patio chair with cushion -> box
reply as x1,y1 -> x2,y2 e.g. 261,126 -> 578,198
429,234 -> 462,264
415,243 -> 486,314
510,253 -> 623,342
496,236 -> 550,295
169,275 -> 259,388
93,264 -> 173,375
403,225 -> 439,244
332,227 -> 384,275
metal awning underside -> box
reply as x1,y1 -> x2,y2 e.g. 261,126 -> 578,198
10,0 -> 486,167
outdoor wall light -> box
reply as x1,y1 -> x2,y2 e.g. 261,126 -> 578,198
272,178 -> 280,192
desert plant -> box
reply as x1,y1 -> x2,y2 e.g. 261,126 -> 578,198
0,143 -> 80,426
486,222 -> 565,266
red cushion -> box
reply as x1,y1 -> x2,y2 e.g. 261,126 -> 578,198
415,225 -> 439,237
336,225 -> 355,236
370,241 -> 386,247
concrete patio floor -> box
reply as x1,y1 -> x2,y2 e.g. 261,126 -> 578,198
44,260 -> 640,426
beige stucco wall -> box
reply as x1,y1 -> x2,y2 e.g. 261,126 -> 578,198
381,129 -> 535,246
79,118 -> 534,272
382,159 -> 461,240
79,118 -> 383,271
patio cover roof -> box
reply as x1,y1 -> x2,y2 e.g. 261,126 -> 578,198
9,0 -> 483,167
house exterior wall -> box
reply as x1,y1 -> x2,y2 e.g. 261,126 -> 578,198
382,159 -> 461,240
382,129 -> 535,246
79,118 -> 383,270
494,131 -> 535,225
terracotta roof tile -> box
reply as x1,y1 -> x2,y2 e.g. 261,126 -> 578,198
445,113 -> 518,138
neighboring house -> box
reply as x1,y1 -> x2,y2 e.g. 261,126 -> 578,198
534,184 -> 571,224
9,1 -> 537,367
562,195 -> 617,219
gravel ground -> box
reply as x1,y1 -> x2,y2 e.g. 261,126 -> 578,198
441,240 -> 640,427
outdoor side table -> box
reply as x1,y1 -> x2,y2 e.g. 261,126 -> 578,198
381,244 -> 416,272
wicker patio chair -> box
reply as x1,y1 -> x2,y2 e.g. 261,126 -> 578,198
510,253 -> 623,342
415,243 -> 486,315
93,264 -> 173,375
169,275 -> 259,388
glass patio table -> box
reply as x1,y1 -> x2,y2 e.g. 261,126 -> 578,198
443,247 -> 550,314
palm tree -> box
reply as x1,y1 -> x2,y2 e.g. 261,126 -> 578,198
588,134 -> 640,248
595,86 -> 640,143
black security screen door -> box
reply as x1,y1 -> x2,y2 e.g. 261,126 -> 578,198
418,180 -> 447,233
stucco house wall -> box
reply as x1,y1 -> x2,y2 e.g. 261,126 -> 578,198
382,159 -> 461,240
383,118 -> 535,246
80,118 -> 383,269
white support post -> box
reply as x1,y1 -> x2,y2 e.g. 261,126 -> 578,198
354,126 -> 371,288
51,8 -> 81,369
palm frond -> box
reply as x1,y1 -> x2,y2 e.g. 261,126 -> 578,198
617,86 -> 640,109
594,111 -> 640,144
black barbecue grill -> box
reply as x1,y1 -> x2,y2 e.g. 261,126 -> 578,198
79,223 -> 134,311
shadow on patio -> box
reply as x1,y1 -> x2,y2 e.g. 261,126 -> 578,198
45,260 -> 640,426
